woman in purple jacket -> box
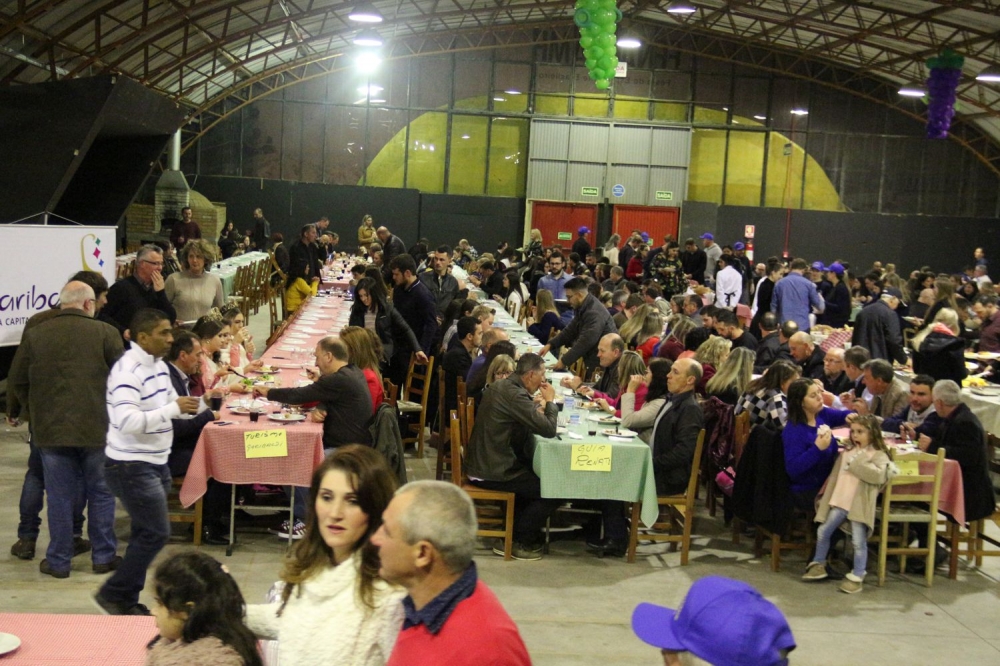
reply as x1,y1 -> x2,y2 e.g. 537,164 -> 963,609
782,378 -> 857,510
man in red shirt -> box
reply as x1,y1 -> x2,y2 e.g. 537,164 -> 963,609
372,481 -> 531,666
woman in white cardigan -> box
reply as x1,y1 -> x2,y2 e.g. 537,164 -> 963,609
245,446 -> 405,666
620,358 -> 671,444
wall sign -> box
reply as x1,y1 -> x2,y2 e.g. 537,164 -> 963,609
557,232 -> 573,240
615,62 -> 628,78
581,186 -> 600,197
655,191 -> 673,201
744,225 -> 755,239
612,184 -> 625,197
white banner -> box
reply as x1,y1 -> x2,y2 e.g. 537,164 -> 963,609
0,225 -> 117,347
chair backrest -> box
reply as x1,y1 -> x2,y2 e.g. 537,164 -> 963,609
403,353 -> 434,405
437,366 -> 447,431
732,411 -> 751,468
457,377 -> 467,412
988,433 -> 1000,476
569,357 -> 587,381
683,429 -> 707,503
883,449 -> 946,509
457,397 -> 475,448
383,378 -> 399,408
449,410 -> 464,486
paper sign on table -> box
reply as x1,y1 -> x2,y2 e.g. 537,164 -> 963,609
896,460 -> 920,476
570,444 -> 612,472
244,429 -> 289,458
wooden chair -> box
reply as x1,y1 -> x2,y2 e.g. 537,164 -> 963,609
875,448 -> 946,587
382,378 -> 399,409
568,357 -> 588,382
397,353 -> 435,458
753,507 -> 816,572
264,317 -> 289,349
167,477 -> 203,546
724,411 -> 752,544
449,408 -> 515,560
435,377 -> 464,481
626,430 -> 705,564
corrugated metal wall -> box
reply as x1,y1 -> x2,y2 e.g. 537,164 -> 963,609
526,118 -> 690,206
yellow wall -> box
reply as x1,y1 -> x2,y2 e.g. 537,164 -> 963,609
363,95 -> 846,211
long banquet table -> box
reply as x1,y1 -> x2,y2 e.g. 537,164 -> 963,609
0,613 -> 154,665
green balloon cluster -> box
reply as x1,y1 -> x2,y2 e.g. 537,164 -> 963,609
574,0 -> 622,91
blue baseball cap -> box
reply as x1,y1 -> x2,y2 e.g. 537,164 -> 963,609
733,241 -> 745,251
631,577 -> 796,666
578,226 -> 590,234
811,261 -> 827,272
699,233 -> 714,240
640,232 -> 650,243
827,261 -> 845,276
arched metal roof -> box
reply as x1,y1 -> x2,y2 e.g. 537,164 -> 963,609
2,1 -> 999,169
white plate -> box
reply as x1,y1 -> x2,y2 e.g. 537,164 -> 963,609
0,632 -> 21,656
285,335 -> 309,341
588,413 -> 620,423
229,407 -> 264,415
248,366 -> 279,374
294,328 -> 326,334
268,413 -> 307,422
279,345 -> 298,351
602,428 -> 637,438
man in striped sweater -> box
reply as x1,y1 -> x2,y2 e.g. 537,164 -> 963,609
95,308 -> 202,616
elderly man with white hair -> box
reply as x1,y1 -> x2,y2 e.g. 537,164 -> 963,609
373,481 -> 531,666
9,281 -> 124,579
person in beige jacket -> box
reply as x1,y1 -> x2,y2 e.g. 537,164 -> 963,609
358,214 -> 377,252
801,415 -> 896,594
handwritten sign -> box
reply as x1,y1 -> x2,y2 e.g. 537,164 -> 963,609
244,429 -> 288,459
571,444 -> 612,472
896,460 -> 920,477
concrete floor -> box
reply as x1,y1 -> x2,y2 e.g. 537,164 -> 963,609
3,309 -> 999,665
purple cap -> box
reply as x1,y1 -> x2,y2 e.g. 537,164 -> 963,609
733,242 -> 745,251
699,233 -> 714,240
640,232 -> 650,243
827,261 -> 845,276
632,577 -> 796,666
578,226 -> 590,235
811,261 -> 827,272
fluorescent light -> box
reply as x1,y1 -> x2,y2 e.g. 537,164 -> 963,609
353,29 -> 383,47
461,135 -> 470,140
790,108 -> 808,116
666,1 -> 696,14
504,90 -> 522,95
348,2 -> 383,23
898,82 -> 926,97
493,96 -> 506,102
976,65 -> 1000,82
369,99 -> 386,104
357,84 -> 384,94
617,37 -> 642,48
355,51 -> 381,73
753,115 -> 767,120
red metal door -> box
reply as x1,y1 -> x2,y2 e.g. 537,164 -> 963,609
612,205 -> 680,244
531,201 -> 598,250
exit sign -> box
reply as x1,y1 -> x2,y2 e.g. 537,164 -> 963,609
581,186 -> 600,197
655,191 -> 673,201
557,232 -> 572,240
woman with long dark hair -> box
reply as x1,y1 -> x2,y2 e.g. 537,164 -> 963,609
734,359 -> 800,428
620,358 -> 671,443
245,446 -> 404,665
349,277 -> 423,372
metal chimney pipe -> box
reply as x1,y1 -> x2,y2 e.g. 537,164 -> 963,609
168,130 -> 181,171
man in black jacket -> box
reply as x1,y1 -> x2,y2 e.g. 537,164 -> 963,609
164,331 -> 227,544
852,289 -> 906,364
389,254 -> 440,386
442,316 -> 481,416
103,244 -> 177,338
788,331 -> 825,380
651,358 -> 706,495
754,312 -> 784,372
681,238 -> 707,285
376,226 -> 407,281
419,245 -> 462,316
541,277 -> 618,372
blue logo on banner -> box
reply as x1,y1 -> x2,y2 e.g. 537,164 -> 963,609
612,184 -> 625,197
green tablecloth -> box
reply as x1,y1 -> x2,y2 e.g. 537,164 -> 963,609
532,416 -> 659,527
210,252 -> 270,298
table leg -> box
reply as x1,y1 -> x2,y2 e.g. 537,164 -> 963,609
287,494 -> 295,551
227,485 -> 237,557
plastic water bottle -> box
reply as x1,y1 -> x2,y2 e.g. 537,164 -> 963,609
564,396 -> 575,411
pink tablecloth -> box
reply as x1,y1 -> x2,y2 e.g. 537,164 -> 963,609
179,296 -> 353,508
819,329 -> 852,352
0,613 -> 154,665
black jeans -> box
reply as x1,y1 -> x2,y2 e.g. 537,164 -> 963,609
472,472 -> 563,546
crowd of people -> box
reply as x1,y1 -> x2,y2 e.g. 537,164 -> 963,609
4,216 -> 998,664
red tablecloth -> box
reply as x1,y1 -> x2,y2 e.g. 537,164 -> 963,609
178,296 -> 353,508
830,428 -> 966,524
0,613 -> 154,665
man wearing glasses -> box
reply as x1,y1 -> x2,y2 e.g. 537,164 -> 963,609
103,244 -> 177,339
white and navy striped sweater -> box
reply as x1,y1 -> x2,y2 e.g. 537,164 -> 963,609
105,345 -> 182,465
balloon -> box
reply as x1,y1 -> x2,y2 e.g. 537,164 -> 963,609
598,56 -> 615,72
594,8 -> 614,24
589,46 -> 605,60
580,36 -> 594,48
597,33 -> 615,48
585,58 -> 597,70
573,8 -> 593,28
595,78 -> 610,90
589,68 -> 605,81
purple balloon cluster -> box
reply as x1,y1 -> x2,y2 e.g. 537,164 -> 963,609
926,67 -> 961,139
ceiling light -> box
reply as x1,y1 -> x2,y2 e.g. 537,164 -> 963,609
355,51 -> 382,73
617,37 -> 642,49
461,135 -> 471,140
357,84 -> 384,95
753,115 -> 767,120
348,2 -> 383,23
504,90 -> 521,95
790,108 -> 808,116
666,1 -> 697,14
898,82 -> 926,97
976,65 -> 1000,83
353,29 -> 383,47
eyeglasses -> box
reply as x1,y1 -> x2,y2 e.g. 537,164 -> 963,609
142,260 -> 164,267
